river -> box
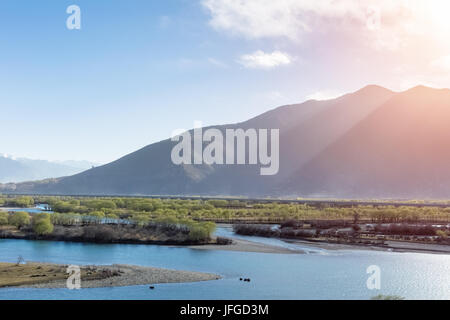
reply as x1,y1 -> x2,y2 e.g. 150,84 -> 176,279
0,225 -> 449,300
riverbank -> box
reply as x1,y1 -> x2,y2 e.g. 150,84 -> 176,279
192,224 -> 450,255
231,223 -> 450,255
190,235 -> 449,254
0,262 -> 220,289
0,225 -> 217,246
279,238 -> 450,254
189,238 -> 304,254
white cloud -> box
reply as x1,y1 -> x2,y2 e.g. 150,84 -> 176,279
202,0 -> 400,39
202,0 -> 450,51
238,50 -> 292,69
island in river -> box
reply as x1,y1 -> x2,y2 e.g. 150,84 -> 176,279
0,262 -> 220,289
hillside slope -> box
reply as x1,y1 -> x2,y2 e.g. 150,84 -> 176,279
284,86 -> 450,198
3,85 -> 450,199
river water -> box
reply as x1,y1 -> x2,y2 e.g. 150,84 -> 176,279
0,225 -> 448,300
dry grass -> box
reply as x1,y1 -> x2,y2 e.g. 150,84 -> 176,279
0,262 -> 110,288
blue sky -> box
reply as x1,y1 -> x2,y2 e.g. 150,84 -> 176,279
1,0 -> 449,163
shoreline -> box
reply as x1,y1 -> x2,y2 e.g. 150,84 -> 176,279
281,238 -> 450,254
2,231 -> 448,256
0,225 -> 215,246
0,262 -> 220,289
214,224 -> 450,255
192,223 -> 450,255
189,238 -> 305,254
1,224 -> 448,255
190,236 -> 450,255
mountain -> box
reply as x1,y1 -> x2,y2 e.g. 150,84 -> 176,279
0,155 -> 97,183
0,157 -> 35,183
284,86 -> 450,198
3,85 -> 450,199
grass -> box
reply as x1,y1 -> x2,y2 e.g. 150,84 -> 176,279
0,262 -> 112,288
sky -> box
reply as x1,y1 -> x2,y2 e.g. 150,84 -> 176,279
1,0 -> 450,163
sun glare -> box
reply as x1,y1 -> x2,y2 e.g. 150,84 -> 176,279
427,0 -> 450,30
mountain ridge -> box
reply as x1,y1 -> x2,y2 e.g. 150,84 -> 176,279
0,155 -> 98,184
2,85 -> 450,199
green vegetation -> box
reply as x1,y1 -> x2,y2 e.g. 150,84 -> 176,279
7,211 -> 31,228
28,196 -> 450,223
436,230 -> 448,240
0,212 -> 8,225
1,196 -> 449,243
0,196 -> 34,208
32,213 -> 54,235
0,196 -> 221,242
2,195 -> 450,227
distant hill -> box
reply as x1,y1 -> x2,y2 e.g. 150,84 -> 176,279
3,85 -> 450,199
0,155 -> 97,183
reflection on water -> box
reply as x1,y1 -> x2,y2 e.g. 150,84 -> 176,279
0,227 -> 448,300
215,225 -> 327,254
3,204 -> 53,214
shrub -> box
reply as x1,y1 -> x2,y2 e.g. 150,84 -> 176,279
281,219 -> 299,229
436,230 -> 448,239
90,211 -> 106,219
0,212 -> 8,225
233,224 -> 278,237
6,196 -> 34,208
216,237 -> 233,245
188,225 -> 210,241
202,221 -> 216,235
376,224 -> 437,236
8,211 -> 31,228
32,213 -> 54,235
83,225 -> 115,242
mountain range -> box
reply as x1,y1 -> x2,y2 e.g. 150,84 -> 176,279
0,156 -> 97,184
2,85 -> 450,199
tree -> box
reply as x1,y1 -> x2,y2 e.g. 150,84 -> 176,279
436,230 -> 448,241
0,212 -> 8,225
8,211 -> 31,228
9,196 -> 34,208
188,225 -> 210,241
353,210 -> 360,224
90,211 -> 105,218
202,221 -> 216,235
32,213 -> 54,235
